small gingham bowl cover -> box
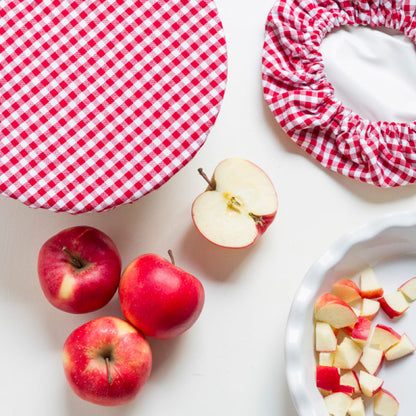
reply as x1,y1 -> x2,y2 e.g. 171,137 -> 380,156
263,0 -> 416,187
0,0 -> 227,213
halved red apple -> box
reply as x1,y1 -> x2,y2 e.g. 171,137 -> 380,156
191,158 -> 278,248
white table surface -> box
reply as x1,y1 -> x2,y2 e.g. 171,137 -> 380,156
2,1 -> 416,415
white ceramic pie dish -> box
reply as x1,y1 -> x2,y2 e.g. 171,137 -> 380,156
285,210 -> 416,416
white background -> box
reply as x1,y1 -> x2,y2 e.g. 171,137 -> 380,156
1,0 -> 416,415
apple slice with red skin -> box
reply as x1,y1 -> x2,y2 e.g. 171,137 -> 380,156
119,251 -> 204,339
324,392 -> 353,416
385,333 -> 415,361
360,268 -> 383,299
398,276 -> 416,301
358,370 -> 383,398
360,298 -> 380,320
350,316 -> 372,345
379,291 -> 409,319
191,158 -> 278,248
316,365 -> 340,392
340,370 -> 360,395
314,293 -> 358,329
38,226 -> 122,313
374,389 -> 399,416
62,316 -> 152,406
371,324 -> 401,351
332,280 -> 361,304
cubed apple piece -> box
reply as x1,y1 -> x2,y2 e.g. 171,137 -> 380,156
374,389 -> 399,416
316,365 -> 340,392
370,324 -> 401,351
398,276 -> 416,301
332,280 -> 362,304
319,352 -> 336,366
340,371 -> 360,395
347,396 -> 365,416
385,333 -> 416,361
359,346 -> 384,375
315,322 -> 337,352
324,392 -> 353,416
350,316 -> 372,345
333,337 -> 363,369
314,293 -> 358,329
360,298 -> 380,320
379,291 -> 409,319
336,385 -> 355,395
358,370 -> 383,398
359,268 -> 383,299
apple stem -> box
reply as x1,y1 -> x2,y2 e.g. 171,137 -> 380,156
168,249 -> 175,265
249,213 -> 265,225
62,247 -> 84,269
105,356 -> 113,385
198,168 -> 216,190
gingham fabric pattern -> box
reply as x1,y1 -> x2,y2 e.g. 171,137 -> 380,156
0,0 -> 227,213
263,0 -> 416,187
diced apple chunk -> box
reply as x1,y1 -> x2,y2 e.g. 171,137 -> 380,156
374,389 -> 399,416
360,268 -> 383,299
316,365 -> 340,392
360,346 -> 384,375
398,276 -> 416,301
385,333 -> 415,361
314,293 -> 358,329
350,316 -> 372,345
315,322 -> 337,352
332,280 -> 361,304
358,370 -> 383,397
370,324 -> 401,352
379,291 -> 409,319
319,352 -> 336,366
360,298 -> 380,320
324,392 -> 353,416
334,337 -> 362,369
347,396 -> 365,416
340,371 -> 360,395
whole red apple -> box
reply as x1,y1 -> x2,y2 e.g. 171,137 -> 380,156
63,316 -> 152,406
119,252 -> 205,339
38,226 -> 122,313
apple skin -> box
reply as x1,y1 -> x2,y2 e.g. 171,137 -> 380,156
38,226 -> 122,313
62,316 -> 152,406
119,253 -> 205,339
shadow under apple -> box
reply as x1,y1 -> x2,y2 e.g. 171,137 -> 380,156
179,223 -> 260,282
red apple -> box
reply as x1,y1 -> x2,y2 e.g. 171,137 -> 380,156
359,268 -> 383,299
316,365 -> 340,392
38,226 -> 122,313
119,251 -> 204,339
351,316 -> 372,345
379,291 -> 409,319
314,293 -> 358,329
332,279 -> 361,303
191,158 -> 278,248
62,316 -> 152,406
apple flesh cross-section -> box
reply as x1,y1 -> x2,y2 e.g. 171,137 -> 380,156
333,337 -> 363,370
348,396 -> 365,416
324,392 -> 353,416
331,279 -> 361,303
379,291 -> 409,319
358,370 -> 383,398
314,293 -> 358,329
191,158 -> 278,248
360,346 -> 384,375
398,276 -> 416,301
374,389 -> 399,416
359,268 -> 383,299
370,325 -> 401,351
315,322 -> 337,352
340,371 -> 360,395
385,333 -> 416,361
360,298 -> 380,320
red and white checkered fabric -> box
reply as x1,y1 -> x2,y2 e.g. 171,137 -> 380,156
263,0 -> 416,187
0,0 -> 227,213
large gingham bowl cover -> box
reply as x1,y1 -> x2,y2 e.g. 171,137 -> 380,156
0,0 -> 227,213
263,0 -> 416,187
